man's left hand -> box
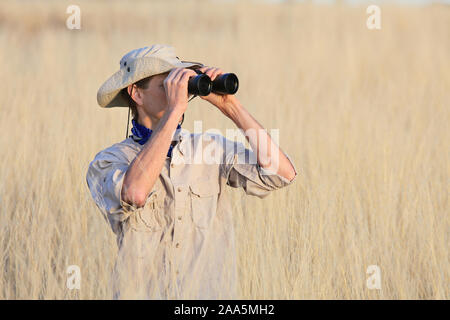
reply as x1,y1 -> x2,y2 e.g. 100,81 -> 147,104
196,66 -> 240,114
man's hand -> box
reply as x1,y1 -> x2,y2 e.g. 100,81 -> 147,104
164,67 -> 198,113
197,66 -> 240,117
197,67 -> 297,182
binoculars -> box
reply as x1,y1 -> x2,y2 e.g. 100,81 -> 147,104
188,69 -> 239,96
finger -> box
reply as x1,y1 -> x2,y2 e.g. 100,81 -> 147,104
163,68 -> 177,87
174,68 -> 197,84
209,68 -> 224,81
166,67 -> 181,80
178,69 -> 198,84
170,68 -> 194,84
203,67 -> 216,79
178,71 -> 197,96
164,67 -> 184,85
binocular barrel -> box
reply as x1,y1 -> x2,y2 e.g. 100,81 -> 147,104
188,70 -> 239,96
188,73 -> 212,96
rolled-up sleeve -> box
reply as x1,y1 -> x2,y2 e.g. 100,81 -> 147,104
86,151 -> 138,231
221,139 -> 298,198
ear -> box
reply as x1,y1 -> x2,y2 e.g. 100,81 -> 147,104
127,84 -> 133,96
127,84 -> 143,106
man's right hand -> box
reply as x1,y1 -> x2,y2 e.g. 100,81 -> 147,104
163,67 -> 198,113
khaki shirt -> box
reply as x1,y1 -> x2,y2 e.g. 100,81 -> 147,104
86,127 -> 298,299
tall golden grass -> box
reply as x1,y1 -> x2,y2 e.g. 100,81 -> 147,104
0,0 -> 448,299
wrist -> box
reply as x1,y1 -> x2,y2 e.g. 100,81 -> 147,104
168,103 -> 186,117
164,106 -> 185,127
224,100 -> 244,122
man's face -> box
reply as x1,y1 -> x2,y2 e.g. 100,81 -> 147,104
137,69 -> 194,121
138,72 -> 170,121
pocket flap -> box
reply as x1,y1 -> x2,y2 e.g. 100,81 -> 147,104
189,178 -> 220,197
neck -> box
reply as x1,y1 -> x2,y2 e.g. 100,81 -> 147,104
136,114 -> 159,130
136,112 -> 183,130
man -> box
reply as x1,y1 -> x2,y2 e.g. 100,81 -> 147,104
86,44 -> 298,299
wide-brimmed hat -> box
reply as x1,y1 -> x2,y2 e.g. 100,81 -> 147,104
97,44 -> 204,108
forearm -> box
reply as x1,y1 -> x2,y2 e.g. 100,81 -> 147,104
121,108 -> 184,207
225,101 -> 297,182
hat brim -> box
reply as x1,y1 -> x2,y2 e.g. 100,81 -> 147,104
97,57 -> 203,108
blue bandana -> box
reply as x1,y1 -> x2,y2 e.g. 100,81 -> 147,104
130,119 -> 181,158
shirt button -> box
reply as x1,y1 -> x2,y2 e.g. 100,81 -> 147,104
175,242 -> 180,248
176,270 -> 179,275
170,163 -> 174,168
178,216 -> 182,221
177,187 -> 182,192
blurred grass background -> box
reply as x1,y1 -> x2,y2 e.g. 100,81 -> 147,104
0,0 -> 448,299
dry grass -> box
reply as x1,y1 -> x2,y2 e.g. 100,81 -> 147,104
0,0 -> 448,299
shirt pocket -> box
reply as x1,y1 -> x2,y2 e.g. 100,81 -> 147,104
128,190 -> 166,232
189,178 -> 220,229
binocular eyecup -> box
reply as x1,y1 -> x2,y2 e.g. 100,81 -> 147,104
188,70 -> 239,96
